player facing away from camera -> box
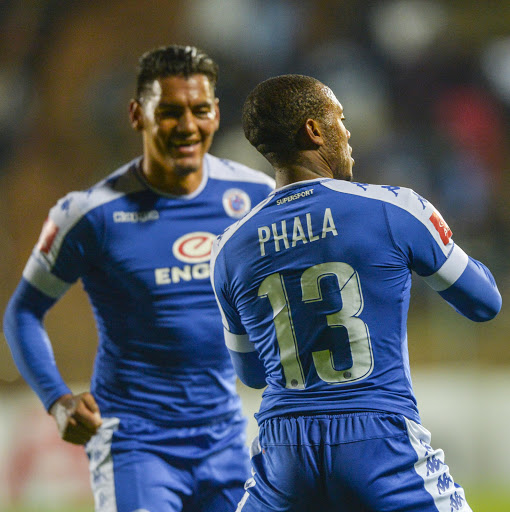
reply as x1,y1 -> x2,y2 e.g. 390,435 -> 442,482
3,45 -> 274,512
210,75 -> 502,512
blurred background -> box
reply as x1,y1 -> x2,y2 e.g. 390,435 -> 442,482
0,0 -> 509,510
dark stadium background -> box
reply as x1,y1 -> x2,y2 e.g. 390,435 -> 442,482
0,1 -> 508,510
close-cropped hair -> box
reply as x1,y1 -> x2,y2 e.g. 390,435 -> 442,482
242,74 -> 330,163
135,44 -> 219,101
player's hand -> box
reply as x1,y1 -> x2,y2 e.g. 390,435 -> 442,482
49,392 -> 103,445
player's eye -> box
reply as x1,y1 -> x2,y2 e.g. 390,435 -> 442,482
157,109 -> 181,119
194,108 -> 213,118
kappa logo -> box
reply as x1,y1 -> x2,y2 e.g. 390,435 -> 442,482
222,188 -> 251,219
36,218 -> 59,254
429,210 -> 452,245
113,210 -> 159,223
172,232 -> 216,263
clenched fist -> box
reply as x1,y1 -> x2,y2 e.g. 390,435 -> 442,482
50,392 -> 103,445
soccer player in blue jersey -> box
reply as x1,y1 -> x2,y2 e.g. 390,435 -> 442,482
210,75 -> 502,512
3,45 -> 274,512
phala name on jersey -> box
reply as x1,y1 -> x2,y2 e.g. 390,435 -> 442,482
258,207 -> 337,256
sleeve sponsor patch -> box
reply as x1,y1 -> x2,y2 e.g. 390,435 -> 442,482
36,218 -> 59,254
429,210 -> 452,245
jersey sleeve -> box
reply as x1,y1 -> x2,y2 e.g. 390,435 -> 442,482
385,190 -> 501,321
210,237 -> 267,389
23,192 -> 99,298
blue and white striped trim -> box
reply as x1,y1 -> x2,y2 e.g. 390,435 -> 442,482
236,436 -> 260,512
23,256 -> 71,299
422,244 -> 468,291
86,417 -> 120,512
224,330 -> 257,353
404,417 -> 472,512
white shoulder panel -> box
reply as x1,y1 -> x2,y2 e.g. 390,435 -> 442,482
321,180 -> 454,256
206,154 -> 275,187
27,158 -> 146,277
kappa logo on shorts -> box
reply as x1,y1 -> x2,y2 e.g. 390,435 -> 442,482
172,232 -> 216,263
222,188 -> 251,219
429,210 -> 452,245
36,218 -> 59,254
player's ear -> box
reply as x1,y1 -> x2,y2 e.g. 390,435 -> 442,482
129,99 -> 144,131
298,118 -> 324,149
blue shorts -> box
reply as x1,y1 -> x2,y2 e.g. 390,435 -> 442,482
238,412 -> 472,512
85,412 -> 250,512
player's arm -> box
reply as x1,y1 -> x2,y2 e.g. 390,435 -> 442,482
210,236 -> 267,389
423,246 -> 501,322
223,330 -> 267,389
3,278 -> 102,444
385,194 -> 501,322
4,198 -> 104,444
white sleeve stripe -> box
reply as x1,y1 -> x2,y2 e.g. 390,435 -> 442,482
423,244 -> 468,291
224,329 -> 256,353
22,256 -> 71,299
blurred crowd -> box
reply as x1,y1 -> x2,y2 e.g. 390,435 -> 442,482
1,0 -> 509,386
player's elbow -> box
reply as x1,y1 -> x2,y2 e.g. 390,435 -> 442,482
468,293 -> 502,322
229,350 -> 267,389
239,373 -> 267,389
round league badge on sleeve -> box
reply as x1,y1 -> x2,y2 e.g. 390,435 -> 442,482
222,188 -> 251,219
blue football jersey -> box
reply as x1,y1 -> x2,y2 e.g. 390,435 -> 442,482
20,154 -> 274,425
211,178 -> 501,424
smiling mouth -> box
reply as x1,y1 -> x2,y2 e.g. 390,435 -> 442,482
171,141 -> 201,154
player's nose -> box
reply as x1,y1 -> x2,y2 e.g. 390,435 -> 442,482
176,109 -> 197,132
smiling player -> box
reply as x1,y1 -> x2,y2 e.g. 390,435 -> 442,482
3,45 -> 274,512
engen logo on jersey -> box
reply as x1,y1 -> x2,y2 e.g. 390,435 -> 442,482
429,210 -> 452,245
36,218 -> 59,254
222,188 -> 251,219
172,232 -> 216,263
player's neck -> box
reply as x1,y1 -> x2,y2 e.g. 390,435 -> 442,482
140,159 -> 203,195
273,157 -> 332,189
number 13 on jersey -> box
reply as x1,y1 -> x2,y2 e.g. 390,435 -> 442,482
257,262 -> 374,389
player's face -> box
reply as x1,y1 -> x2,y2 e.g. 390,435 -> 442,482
137,74 -> 219,176
323,92 -> 354,181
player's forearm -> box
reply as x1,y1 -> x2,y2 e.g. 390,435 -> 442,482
3,279 -> 71,409
437,256 -> 502,322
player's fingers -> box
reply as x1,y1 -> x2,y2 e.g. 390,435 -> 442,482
79,393 -> 103,428
81,392 -> 101,414
73,400 -> 102,431
62,420 -> 97,445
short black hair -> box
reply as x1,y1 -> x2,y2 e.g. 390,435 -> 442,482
242,74 -> 331,164
135,44 -> 219,101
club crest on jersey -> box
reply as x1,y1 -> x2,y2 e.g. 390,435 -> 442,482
429,210 -> 452,245
222,188 -> 251,219
36,218 -> 59,254
172,232 -> 216,263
